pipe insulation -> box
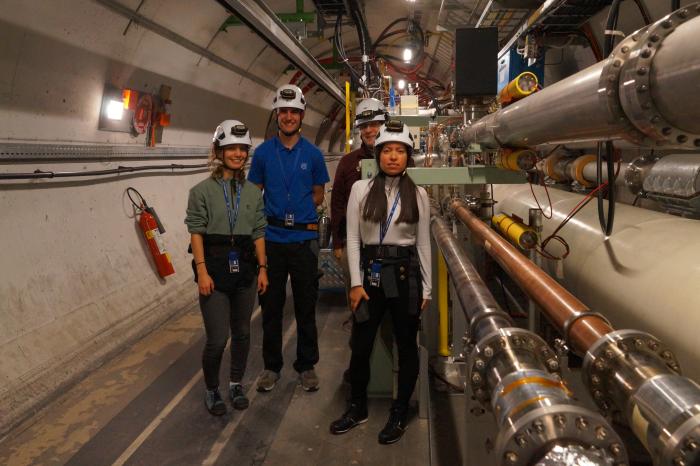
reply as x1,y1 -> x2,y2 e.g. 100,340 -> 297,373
461,5 -> 700,149
491,183 -> 700,383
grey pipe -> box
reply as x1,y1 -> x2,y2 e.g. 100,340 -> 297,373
461,7 -> 700,149
430,215 -> 513,341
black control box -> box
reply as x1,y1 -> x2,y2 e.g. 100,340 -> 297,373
454,27 -> 498,99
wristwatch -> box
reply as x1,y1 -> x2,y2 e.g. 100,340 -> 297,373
257,264 -> 268,272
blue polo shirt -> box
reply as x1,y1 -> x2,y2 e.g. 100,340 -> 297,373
248,135 -> 330,243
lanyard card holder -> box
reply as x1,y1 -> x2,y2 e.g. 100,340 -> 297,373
228,250 -> 240,273
369,261 -> 382,287
285,212 -> 295,227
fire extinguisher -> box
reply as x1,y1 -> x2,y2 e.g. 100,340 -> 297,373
127,187 -> 175,278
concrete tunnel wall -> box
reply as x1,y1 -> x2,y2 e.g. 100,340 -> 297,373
0,0 -> 341,435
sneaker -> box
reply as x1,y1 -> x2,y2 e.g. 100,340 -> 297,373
329,402 -> 368,435
299,369 -> 319,392
229,383 -> 249,410
378,407 -> 408,444
256,370 -> 280,392
204,389 -> 226,416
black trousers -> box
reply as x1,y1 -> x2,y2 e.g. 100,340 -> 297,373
199,283 -> 257,389
261,239 -> 320,373
349,258 -> 422,410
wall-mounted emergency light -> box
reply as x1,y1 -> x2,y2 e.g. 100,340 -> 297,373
99,85 -> 132,132
105,99 -> 124,120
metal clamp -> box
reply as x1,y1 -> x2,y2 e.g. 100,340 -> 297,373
583,329 -> 681,415
562,311 -> 612,350
468,328 -> 558,405
617,5 -> 700,148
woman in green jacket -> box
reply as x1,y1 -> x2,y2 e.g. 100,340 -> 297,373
185,120 -> 268,415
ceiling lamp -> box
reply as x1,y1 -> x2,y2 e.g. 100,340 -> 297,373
403,48 -> 413,63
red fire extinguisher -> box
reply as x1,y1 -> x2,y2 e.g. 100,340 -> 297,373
127,187 -> 175,278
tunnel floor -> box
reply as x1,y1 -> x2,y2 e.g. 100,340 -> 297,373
0,290 -> 432,466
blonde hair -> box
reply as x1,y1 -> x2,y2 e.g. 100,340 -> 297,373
208,143 -> 248,183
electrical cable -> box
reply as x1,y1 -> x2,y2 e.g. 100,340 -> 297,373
597,141 -> 616,236
633,0 -> 653,24
604,0 -> 623,56
0,163 -> 207,181
529,180 -> 553,219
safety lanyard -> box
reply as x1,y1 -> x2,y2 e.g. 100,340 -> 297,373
221,179 -> 241,239
275,141 -> 301,208
379,190 -> 401,245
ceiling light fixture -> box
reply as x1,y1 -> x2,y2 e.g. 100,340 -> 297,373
398,79 -> 406,90
403,48 -> 413,63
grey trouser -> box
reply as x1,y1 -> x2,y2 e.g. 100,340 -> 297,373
199,282 -> 257,389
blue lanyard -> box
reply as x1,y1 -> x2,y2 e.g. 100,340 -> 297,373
221,179 -> 241,237
380,191 -> 401,245
275,143 -> 301,206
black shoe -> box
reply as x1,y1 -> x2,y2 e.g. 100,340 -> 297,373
329,402 -> 368,435
378,408 -> 407,444
229,383 -> 249,410
204,389 -> 227,416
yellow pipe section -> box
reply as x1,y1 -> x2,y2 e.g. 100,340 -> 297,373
495,148 -> 538,171
492,213 -> 538,250
498,71 -> 539,106
345,81 -> 351,153
437,253 -> 450,357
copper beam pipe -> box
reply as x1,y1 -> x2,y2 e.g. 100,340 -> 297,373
450,199 -> 613,354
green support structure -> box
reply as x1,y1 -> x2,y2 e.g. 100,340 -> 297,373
220,0 -> 315,31
361,160 -> 528,185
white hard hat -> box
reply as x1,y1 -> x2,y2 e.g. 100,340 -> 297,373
375,120 -> 414,153
272,84 -> 306,111
355,98 -> 387,126
212,120 -> 252,147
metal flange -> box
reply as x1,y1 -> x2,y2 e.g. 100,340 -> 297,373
583,329 -> 681,415
468,328 -> 559,404
617,5 -> 700,148
597,25 -> 651,146
495,405 -> 629,466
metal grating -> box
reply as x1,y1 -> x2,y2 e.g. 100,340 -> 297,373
0,143 -> 209,160
478,8 -> 530,46
318,250 -> 345,291
311,0 -> 346,24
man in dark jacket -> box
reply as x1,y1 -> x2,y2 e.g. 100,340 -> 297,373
330,98 -> 387,299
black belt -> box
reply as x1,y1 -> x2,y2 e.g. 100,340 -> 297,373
267,216 -> 318,231
362,244 -> 415,260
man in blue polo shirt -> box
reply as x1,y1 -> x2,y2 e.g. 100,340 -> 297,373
248,84 -> 330,393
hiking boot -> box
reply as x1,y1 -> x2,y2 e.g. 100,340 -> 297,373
378,407 -> 408,444
299,369 -> 319,392
329,402 -> 368,434
256,370 -> 280,392
204,389 -> 226,416
229,383 -> 249,410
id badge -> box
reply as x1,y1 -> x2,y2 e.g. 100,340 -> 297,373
228,250 -> 240,273
369,262 -> 381,287
285,212 -> 295,227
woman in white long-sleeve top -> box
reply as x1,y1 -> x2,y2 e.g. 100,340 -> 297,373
329,120 -> 432,444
